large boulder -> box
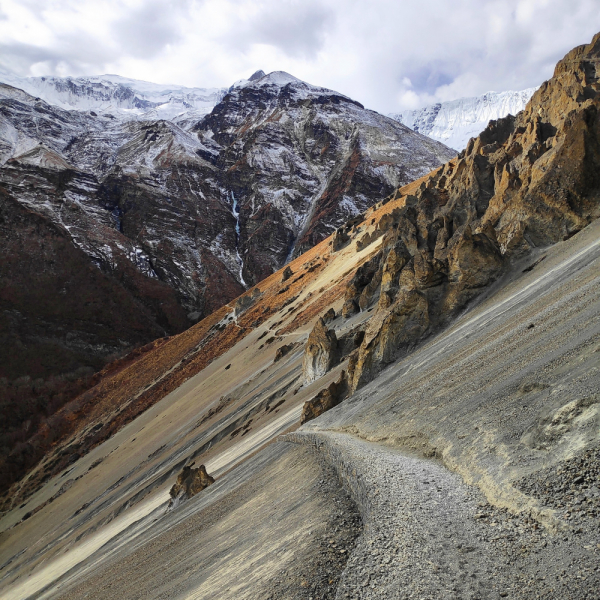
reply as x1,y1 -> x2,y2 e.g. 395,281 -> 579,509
168,464 -> 215,509
302,318 -> 339,383
300,371 -> 348,424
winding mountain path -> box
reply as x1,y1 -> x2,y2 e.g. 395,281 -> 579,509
288,431 -> 596,600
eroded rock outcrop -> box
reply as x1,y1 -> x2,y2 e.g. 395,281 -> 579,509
303,318 -> 339,383
274,343 -> 294,363
168,464 -> 215,508
300,370 -> 348,424
322,308 -> 336,323
339,32 -> 600,392
342,255 -> 382,317
349,288 -> 429,390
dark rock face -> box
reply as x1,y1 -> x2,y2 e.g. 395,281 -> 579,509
169,464 -> 215,507
0,188 -> 186,381
300,370 -> 347,424
0,72 -> 453,384
274,343 -> 294,363
340,32 -> 600,392
195,72 -> 454,280
322,307 -> 336,323
281,266 -> 293,282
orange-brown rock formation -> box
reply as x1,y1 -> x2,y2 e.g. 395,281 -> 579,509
169,464 -> 215,505
342,32 -> 600,391
300,371 -> 347,424
302,317 -> 339,383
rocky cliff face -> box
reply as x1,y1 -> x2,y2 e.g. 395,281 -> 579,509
302,318 -> 338,383
341,32 -> 600,391
0,71 -> 454,384
195,72 -> 454,269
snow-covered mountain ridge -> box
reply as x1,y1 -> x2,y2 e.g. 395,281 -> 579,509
0,68 -> 454,383
0,68 -> 228,122
390,88 -> 538,151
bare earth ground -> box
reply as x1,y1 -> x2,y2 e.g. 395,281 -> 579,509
0,212 -> 599,599
50,442 -> 361,600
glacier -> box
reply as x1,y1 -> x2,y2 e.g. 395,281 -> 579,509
390,88 -> 538,151
0,68 -> 227,122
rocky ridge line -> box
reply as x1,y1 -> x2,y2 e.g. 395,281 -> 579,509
299,30 -> 600,406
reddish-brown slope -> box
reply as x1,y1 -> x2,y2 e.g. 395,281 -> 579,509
0,238 -> 336,508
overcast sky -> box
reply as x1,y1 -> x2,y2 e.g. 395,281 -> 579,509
0,0 -> 598,113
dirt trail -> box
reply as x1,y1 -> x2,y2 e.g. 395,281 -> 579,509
289,431 -> 600,600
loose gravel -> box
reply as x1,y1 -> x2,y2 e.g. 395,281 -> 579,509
291,432 -> 600,600
515,446 -> 600,529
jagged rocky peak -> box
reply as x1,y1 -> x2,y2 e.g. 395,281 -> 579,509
329,30 -> 600,393
248,69 -> 266,81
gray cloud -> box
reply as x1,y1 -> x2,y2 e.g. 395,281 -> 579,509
112,0 -> 191,59
226,1 -> 335,59
0,0 -> 598,113
0,39 -> 109,77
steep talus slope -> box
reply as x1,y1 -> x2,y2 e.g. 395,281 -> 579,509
1,34 -> 599,600
391,87 -> 537,150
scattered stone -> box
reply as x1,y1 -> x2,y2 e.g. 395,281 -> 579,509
168,464 -> 215,509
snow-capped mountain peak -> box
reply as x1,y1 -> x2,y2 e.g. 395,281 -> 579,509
232,70 -> 301,89
248,69 -> 266,81
390,87 -> 538,151
0,68 -> 228,122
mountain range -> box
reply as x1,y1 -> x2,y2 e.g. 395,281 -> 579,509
1,30 -> 599,600
391,87 -> 537,150
0,68 -> 228,122
0,69 -> 453,389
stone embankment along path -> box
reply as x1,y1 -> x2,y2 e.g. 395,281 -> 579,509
287,431 -> 600,600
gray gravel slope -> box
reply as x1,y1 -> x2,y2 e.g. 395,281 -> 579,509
289,432 -> 600,600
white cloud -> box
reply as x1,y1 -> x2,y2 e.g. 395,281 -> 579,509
0,0 -> 598,113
